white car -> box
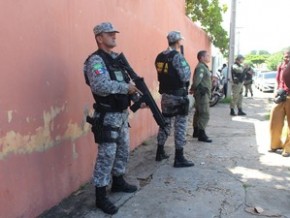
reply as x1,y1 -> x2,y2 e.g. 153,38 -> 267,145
259,71 -> 276,92
254,71 -> 267,89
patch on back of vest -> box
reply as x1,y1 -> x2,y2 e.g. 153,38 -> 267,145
156,62 -> 168,73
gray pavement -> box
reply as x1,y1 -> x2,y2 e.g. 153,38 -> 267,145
40,91 -> 290,218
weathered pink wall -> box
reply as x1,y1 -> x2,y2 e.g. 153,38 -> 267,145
0,0 -> 211,217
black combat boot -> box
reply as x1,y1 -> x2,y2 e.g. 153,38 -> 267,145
198,129 -> 212,143
95,186 -> 118,215
111,175 -> 137,193
238,108 -> 246,116
192,127 -> 199,138
155,144 -> 169,161
173,148 -> 194,168
230,108 -> 236,116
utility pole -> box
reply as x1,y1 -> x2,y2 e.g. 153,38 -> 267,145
227,0 -> 237,98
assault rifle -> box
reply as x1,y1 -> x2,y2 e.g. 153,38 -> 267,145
115,53 -> 166,128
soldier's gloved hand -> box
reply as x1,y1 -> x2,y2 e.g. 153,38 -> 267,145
128,84 -> 141,95
233,76 -> 240,84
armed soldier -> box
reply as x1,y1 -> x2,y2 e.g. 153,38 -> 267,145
190,50 -> 212,143
230,55 -> 247,116
154,31 -> 194,168
83,22 -> 141,215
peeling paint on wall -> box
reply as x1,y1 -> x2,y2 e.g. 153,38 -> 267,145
0,105 -> 90,160
7,110 -> 13,123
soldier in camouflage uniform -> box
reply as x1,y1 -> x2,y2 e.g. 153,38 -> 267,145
83,22 -> 140,215
155,31 -> 194,168
230,55 -> 247,116
190,50 -> 212,143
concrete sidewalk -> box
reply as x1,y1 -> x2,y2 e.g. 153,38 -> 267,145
40,96 -> 290,218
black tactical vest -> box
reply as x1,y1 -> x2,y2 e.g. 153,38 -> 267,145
155,50 -> 185,94
231,62 -> 245,83
84,49 -> 130,112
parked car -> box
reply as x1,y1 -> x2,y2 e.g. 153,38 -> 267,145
259,71 -> 276,92
254,71 -> 266,89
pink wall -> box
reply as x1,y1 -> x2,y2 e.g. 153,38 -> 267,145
0,0 -> 211,217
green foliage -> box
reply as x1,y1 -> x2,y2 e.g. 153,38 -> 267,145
250,50 -> 270,55
220,97 -> 231,104
266,52 -> 283,70
186,0 -> 229,55
245,49 -> 285,70
264,113 -> 270,120
245,54 -> 269,68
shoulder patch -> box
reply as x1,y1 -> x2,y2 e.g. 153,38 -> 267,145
93,63 -> 105,75
181,60 -> 188,67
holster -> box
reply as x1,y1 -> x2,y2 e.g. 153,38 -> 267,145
86,115 -> 119,143
178,97 -> 189,116
196,85 -> 209,96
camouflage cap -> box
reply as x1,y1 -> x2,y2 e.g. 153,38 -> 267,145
167,31 -> 184,43
93,22 -> 119,35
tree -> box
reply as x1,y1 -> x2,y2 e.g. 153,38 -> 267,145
266,52 -> 283,70
245,54 -> 269,68
250,50 -> 270,55
186,0 -> 229,55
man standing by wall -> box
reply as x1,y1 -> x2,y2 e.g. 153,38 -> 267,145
269,51 -> 290,157
155,31 -> 194,168
83,22 -> 139,215
190,50 -> 212,143
230,55 -> 246,116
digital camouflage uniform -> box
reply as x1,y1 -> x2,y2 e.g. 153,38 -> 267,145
192,62 -> 212,131
230,62 -> 245,109
84,52 -> 130,187
156,48 -> 191,149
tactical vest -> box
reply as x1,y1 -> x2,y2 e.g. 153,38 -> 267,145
155,50 -> 185,94
231,62 -> 245,83
84,49 -> 130,112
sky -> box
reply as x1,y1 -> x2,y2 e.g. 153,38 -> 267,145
221,0 -> 290,55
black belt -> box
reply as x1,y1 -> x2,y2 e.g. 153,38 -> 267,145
163,89 -> 187,96
93,103 -> 126,113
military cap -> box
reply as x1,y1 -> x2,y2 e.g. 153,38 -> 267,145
93,22 -> 119,35
236,54 -> 245,60
167,31 -> 184,43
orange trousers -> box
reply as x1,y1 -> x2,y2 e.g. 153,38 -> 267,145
270,96 -> 290,154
